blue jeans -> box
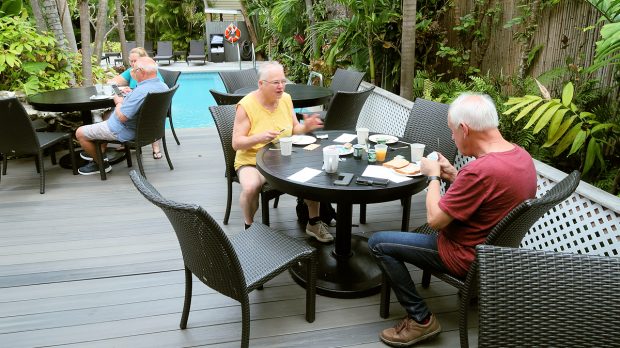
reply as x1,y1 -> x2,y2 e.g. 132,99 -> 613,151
368,231 -> 449,322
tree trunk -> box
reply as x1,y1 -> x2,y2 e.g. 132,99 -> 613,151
28,0 -> 47,33
39,0 -> 75,85
400,0 -> 416,100
304,0 -> 319,59
93,0 -> 109,62
115,0 -> 129,65
79,0 -> 93,86
39,0 -> 68,51
134,0 -> 144,47
55,0 -> 78,52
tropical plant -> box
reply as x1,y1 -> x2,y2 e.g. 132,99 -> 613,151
585,0 -> 620,71
504,81 -> 620,175
306,0 -> 401,85
0,11 -> 75,94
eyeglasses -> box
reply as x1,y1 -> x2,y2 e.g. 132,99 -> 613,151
262,80 -> 287,86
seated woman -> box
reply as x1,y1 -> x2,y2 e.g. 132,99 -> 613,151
108,47 -> 166,159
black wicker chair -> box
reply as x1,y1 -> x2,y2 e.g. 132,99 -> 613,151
129,170 -> 317,348
210,89 -> 244,105
93,85 -> 178,180
153,41 -> 174,65
209,104 -> 282,225
185,40 -> 206,65
158,69 -> 182,145
0,97 -> 77,193
322,86 -> 374,131
378,170 -> 581,348
329,68 -> 365,93
477,245 -> 619,347
219,69 -> 258,93
360,98 -> 455,225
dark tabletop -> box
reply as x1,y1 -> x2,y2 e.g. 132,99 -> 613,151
28,86 -> 116,112
256,130 -> 426,298
234,84 -> 333,108
256,131 -> 426,204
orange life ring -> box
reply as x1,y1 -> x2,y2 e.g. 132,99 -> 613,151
225,23 -> 240,44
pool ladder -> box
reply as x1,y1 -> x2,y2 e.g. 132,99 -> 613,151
236,42 -> 256,70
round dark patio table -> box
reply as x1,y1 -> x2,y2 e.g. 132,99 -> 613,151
28,86 -> 115,125
256,130 -> 426,298
234,84 -> 333,108
28,86 -> 123,167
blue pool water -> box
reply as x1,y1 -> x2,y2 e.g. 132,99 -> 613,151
168,72 -> 226,129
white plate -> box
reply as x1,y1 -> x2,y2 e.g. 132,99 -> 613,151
324,144 -> 354,156
291,135 -> 316,146
369,134 -> 399,144
90,95 -> 112,100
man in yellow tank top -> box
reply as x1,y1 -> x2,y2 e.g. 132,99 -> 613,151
232,61 -> 333,242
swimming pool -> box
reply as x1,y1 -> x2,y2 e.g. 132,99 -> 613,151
168,72 -> 225,129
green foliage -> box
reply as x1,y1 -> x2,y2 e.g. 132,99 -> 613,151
0,0 -> 22,16
0,12 -> 76,94
143,0 -> 205,51
584,1 -> 620,71
504,81 -> 620,175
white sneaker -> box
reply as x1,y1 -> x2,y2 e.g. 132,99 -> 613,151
306,221 -> 334,243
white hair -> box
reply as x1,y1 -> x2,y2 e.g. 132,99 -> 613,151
448,92 -> 498,131
257,61 -> 284,80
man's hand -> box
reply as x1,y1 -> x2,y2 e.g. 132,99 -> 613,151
302,113 -> 324,132
437,153 -> 457,182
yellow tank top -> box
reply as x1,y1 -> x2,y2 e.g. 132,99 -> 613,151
234,92 -> 294,169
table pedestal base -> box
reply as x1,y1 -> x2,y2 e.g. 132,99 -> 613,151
290,234 -> 382,298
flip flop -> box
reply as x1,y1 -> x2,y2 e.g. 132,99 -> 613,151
152,151 -> 162,160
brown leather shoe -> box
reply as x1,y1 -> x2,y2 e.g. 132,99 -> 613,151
379,314 -> 441,347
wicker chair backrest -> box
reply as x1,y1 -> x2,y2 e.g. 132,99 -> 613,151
209,105 -> 237,180
402,98 -> 457,161
210,89 -> 244,106
477,244 -> 619,347
159,69 -> 181,89
132,85 -> 178,147
188,40 -> 205,55
219,69 -> 258,93
129,170 -> 246,301
0,97 -> 40,154
323,86 -> 374,131
156,41 -> 173,56
329,68 -> 365,93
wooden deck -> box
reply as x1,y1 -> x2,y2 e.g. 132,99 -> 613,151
0,128 -> 478,347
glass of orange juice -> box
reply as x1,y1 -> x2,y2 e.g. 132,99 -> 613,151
375,144 -> 388,162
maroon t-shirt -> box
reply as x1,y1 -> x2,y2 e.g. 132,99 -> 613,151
437,146 -> 537,277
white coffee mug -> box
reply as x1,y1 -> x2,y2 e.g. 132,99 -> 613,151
280,137 -> 293,156
103,84 -> 113,96
410,143 -> 425,162
356,127 -> 369,145
323,147 -> 340,173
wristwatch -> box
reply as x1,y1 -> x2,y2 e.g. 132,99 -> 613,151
426,175 -> 441,183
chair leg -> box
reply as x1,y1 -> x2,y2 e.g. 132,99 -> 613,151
306,253 -> 317,323
68,138 -> 77,175
241,298 -> 251,348
261,193 -> 270,226
380,273 -> 391,318
124,144 -> 132,168
37,152 -> 45,194
421,270 -> 432,288
136,147 -> 146,178
168,114 -> 181,145
162,136 -> 174,170
2,154 -> 6,175
95,142 -> 107,180
180,266 -> 192,329
34,155 -> 41,173
458,288 -> 471,348
273,195 -> 280,208
224,178 -> 233,225
50,147 -> 57,165
360,203 -> 367,224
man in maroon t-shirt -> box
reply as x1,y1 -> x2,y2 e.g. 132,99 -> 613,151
369,93 -> 537,347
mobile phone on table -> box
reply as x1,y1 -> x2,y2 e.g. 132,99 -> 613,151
112,84 -> 123,96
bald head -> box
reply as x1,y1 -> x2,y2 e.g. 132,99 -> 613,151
133,57 -> 158,82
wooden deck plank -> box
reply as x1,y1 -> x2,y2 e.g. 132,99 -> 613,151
0,128 -> 477,347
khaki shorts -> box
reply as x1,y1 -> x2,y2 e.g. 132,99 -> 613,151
81,122 -> 118,141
